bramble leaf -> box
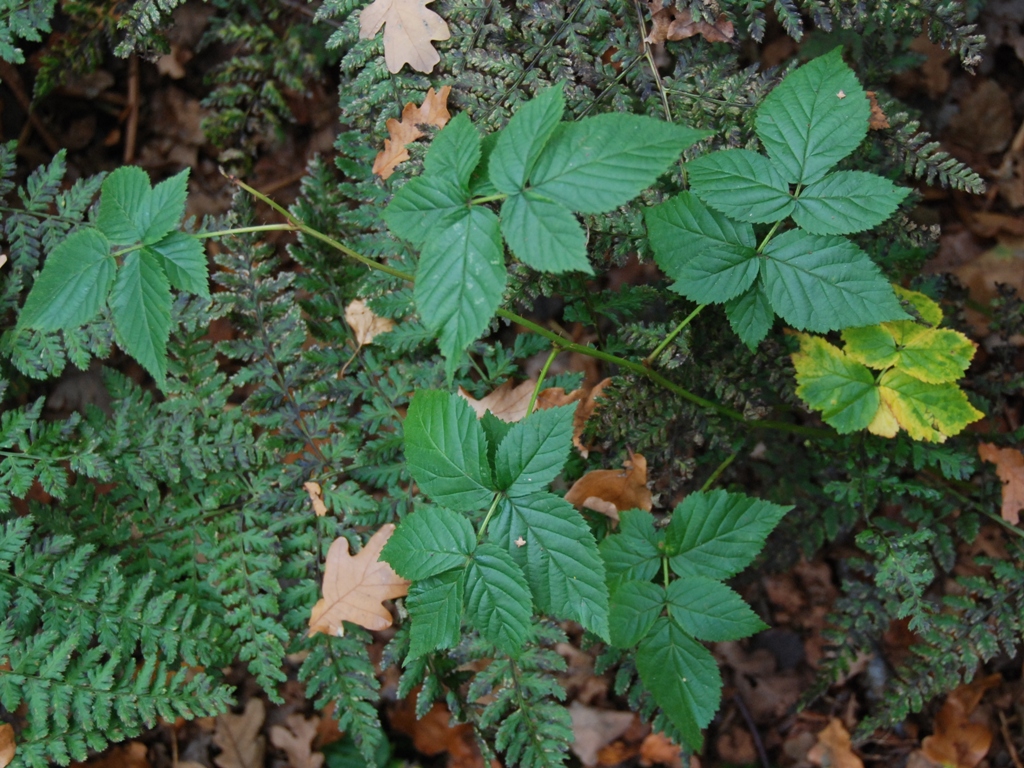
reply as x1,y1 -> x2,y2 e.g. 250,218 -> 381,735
665,577 -> 766,641
599,509 -> 663,593
636,617 -> 721,751
791,333 -> 879,434
97,166 -> 188,246
423,113 -> 481,187
148,232 -> 209,298
878,370 -> 984,443
500,191 -> 590,274
109,250 -> 172,385
495,404 -> 575,496
383,177 -> 468,246
406,570 -> 464,658
665,490 -> 790,580
464,543 -> 533,657
404,390 -> 495,510
755,48 -> 869,185
724,283 -> 774,348
489,493 -> 610,639
608,580 -> 664,648
842,322 -> 976,384
686,149 -> 794,223
793,171 -> 909,235
19,228 -> 114,330
489,84 -> 565,194
381,506 -> 476,580
530,114 -> 709,213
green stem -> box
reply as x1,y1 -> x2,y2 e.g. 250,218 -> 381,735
526,348 -> 559,416
470,193 -> 508,205
477,493 -> 503,542
700,448 -> 740,492
644,304 -> 704,366
663,557 -> 670,588
756,219 -> 785,253
195,224 -> 296,239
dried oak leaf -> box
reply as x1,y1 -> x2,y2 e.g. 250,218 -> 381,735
921,674 -> 1001,768
308,524 -> 410,637
304,481 -> 328,517
359,0 -> 450,75
0,724 -> 14,768
372,85 -> 452,179
806,718 -> 864,768
978,442 -> 1024,525
345,299 -> 396,346
645,1 -> 734,45
568,701 -> 635,766
564,452 -> 652,523
213,699 -> 266,768
270,714 -> 324,768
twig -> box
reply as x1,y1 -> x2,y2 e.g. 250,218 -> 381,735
732,693 -> 771,768
0,61 -> 61,154
123,54 -> 140,164
1000,711 -> 1024,768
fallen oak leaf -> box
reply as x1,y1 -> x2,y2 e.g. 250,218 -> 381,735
921,674 -> 1001,768
308,524 -> 410,636
70,742 -> 150,768
213,699 -> 266,768
978,442 -> 1024,525
806,718 -> 863,768
345,299 -> 396,346
645,1 -> 734,45
564,452 -> 652,523
359,0 -> 450,74
269,714 -> 325,768
372,85 -> 452,179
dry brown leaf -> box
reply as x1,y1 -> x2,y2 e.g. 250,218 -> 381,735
564,452 -> 652,523
70,742 -> 149,768
978,443 -> 1024,525
866,91 -> 890,130
345,299 -> 396,346
304,481 -> 328,517
372,85 -> 452,179
270,714 -> 324,768
569,702 -> 635,767
213,699 -> 266,768
639,732 -> 685,768
359,0 -> 450,74
645,1 -> 734,45
807,718 -> 864,768
459,380 -> 537,422
921,674 -> 1001,768
0,724 -> 14,768
308,524 -> 410,636
389,698 -> 483,767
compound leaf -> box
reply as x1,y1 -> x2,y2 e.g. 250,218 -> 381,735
148,231 -> 209,298
665,490 -> 790,580
384,177 -> 468,246
687,149 -> 794,223
406,570 -> 464,658
843,322 -> 976,384
599,509 -> 663,593
404,390 -> 495,511
636,617 -> 721,752
500,191 -> 590,274
755,48 -> 869,185
793,171 -> 909,235
97,166 -> 151,245
495,404 -> 575,496
609,580 -> 665,649
791,333 -> 879,434
145,168 -> 189,244
489,84 -> 565,194
109,250 -> 171,385
878,370 -> 984,443
724,282 -> 774,348
666,577 -> 766,641
19,228 -> 114,331
464,543 -> 533,657
381,506 -> 476,580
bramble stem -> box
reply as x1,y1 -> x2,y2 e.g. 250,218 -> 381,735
700,448 -> 740,492
478,493 -> 503,541
527,348 -> 559,417
645,304 -> 705,366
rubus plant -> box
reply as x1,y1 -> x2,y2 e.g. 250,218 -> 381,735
0,1 -> 1014,766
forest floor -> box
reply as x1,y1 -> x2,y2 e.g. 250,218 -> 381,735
3,2 -> 1024,768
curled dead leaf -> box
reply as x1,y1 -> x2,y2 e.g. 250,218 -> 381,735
269,714 -> 324,768
308,524 -> 410,636
644,1 -> 734,45
564,452 -> 652,523
978,442 -> 1024,525
359,0 -> 451,74
807,718 -> 864,768
0,724 -> 14,768
345,299 -> 396,346
304,481 -> 328,517
213,699 -> 266,768
921,674 -> 1001,768
372,85 -> 452,179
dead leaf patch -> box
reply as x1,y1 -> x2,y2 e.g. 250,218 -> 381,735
372,85 -> 452,179
345,299 -> 396,346
644,1 -> 734,45
308,524 -> 410,636
866,91 -> 890,130
919,674 -> 1000,768
978,442 -> 1024,525
564,452 -> 652,523
304,481 -> 328,517
359,0 -> 450,74
807,718 -> 864,768
213,699 -> 266,768
568,701 -> 635,766
269,714 -> 324,768
0,724 -> 14,768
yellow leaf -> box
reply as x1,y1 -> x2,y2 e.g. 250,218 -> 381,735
308,524 -> 410,636
359,0 -> 450,74
878,369 -> 983,443
213,699 -> 266,768
344,299 -> 396,346
893,285 -> 944,326
866,400 -> 899,438
978,443 -> 1024,525
372,85 -> 451,179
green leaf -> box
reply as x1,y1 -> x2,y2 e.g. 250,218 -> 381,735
147,232 -> 209,297
791,333 -> 879,433
646,191 -> 758,304
403,390 -> 495,511
686,150 -> 795,223
495,404 -> 575,495
381,506 -> 476,580
665,490 -> 790,580
406,570 -> 465,658
500,192 -> 590,274
109,250 -> 171,385
666,577 -> 767,641
755,48 -> 869,185
842,322 -> 976,384
383,177 -> 468,246
724,282 -> 773,348
414,207 -> 506,370
609,580 -> 665,648
599,509 -> 663,593
636,617 -> 721,751
145,168 -> 189,244
761,229 -> 908,332
878,370 -> 984,443
792,171 -> 909,235
530,114 -> 709,214
481,411 -> 512,467
19,228 -> 114,330
894,285 -> 943,326
464,543 -> 533,658
470,132 -> 500,197
489,493 -> 610,639
97,166 -> 151,245
424,113 -> 481,188
489,84 -> 565,194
